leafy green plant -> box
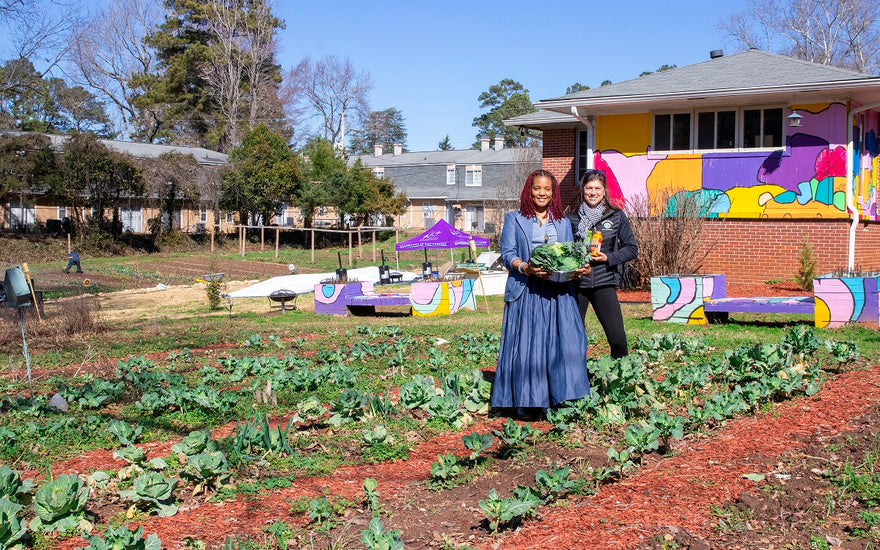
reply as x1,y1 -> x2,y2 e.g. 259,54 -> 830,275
107,420 -> 143,447
0,497 -> 26,549
607,446 -> 636,477
461,432 -> 493,461
426,393 -> 467,428
291,396 -> 328,425
181,450 -> 231,496
428,453 -> 462,490
397,375 -> 438,410
307,497 -> 336,530
360,517 -> 403,550
171,429 -> 217,458
29,474 -> 91,533
328,388 -> 368,426
492,419 -> 541,457
0,466 -> 34,504
363,478 -> 381,517
229,413 -> 293,457
825,340 -> 859,363
478,489 -> 535,533
793,234 -> 818,291
118,472 -> 179,517
534,463 -> 578,502
80,524 -> 162,550
361,425 -> 389,446
262,520 -> 294,548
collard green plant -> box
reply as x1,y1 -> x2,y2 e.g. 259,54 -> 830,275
0,497 -> 26,549
461,432 -> 493,461
426,393 -> 467,428
29,474 -> 91,533
492,419 -> 541,456
826,340 -> 859,363
478,488 -> 535,533
118,472 -> 178,517
428,453 -> 461,490
0,466 -> 34,504
80,524 -> 161,550
307,497 -> 336,530
360,517 -> 403,550
534,464 -> 577,502
291,396 -> 328,425
362,478 -> 380,517
107,420 -> 143,447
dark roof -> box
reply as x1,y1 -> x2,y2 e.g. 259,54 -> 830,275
0,131 -> 228,166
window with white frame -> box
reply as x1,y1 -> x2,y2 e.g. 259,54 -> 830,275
199,207 -> 207,223
697,110 -> 736,150
224,211 -> 234,223
446,164 -> 456,185
373,167 -> 384,179
653,107 -> 784,152
57,206 -> 67,219
742,107 -> 783,148
465,165 -> 482,186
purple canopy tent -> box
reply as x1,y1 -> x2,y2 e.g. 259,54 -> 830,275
395,219 -> 490,250
394,219 -> 491,273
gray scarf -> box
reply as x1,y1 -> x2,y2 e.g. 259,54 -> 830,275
577,202 -> 605,239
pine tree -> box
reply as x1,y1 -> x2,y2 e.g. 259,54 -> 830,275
793,235 -> 818,290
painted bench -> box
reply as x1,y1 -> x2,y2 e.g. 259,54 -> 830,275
314,281 -> 411,316
651,274 -> 813,325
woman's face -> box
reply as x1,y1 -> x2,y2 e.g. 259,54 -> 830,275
583,179 -> 606,207
530,175 -> 553,211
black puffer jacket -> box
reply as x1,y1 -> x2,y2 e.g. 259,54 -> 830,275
566,207 -> 638,289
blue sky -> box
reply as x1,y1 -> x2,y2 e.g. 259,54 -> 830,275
278,0 -> 750,150
6,0 -> 751,151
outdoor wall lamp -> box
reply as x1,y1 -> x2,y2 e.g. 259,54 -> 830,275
787,109 -> 803,127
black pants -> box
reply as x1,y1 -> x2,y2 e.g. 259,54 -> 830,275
575,284 -> 628,358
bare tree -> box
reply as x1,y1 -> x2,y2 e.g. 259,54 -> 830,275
68,0 -> 164,140
201,0 -> 283,150
1,0 -> 79,76
719,0 -> 880,74
290,55 -> 372,147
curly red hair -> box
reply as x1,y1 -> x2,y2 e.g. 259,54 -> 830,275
519,169 -> 564,220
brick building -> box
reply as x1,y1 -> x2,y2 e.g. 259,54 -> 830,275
506,49 -> 880,285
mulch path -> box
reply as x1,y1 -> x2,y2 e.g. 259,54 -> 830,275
501,364 -> 880,549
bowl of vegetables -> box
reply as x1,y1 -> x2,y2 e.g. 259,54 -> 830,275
529,241 -> 592,282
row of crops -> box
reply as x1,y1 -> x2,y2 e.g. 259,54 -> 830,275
0,324 -> 859,548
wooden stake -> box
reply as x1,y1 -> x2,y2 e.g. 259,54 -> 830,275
20,262 -> 42,322
372,230 -> 376,262
310,229 -> 315,263
348,231 -> 353,266
260,226 -> 265,252
274,227 -> 280,260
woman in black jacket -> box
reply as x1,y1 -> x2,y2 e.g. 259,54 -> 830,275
567,169 -> 638,358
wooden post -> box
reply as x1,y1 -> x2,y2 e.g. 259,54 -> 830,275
260,226 -> 265,252
310,229 -> 315,263
357,227 -> 362,259
274,227 -> 280,260
372,230 -> 376,262
348,230 -> 353,266
20,262 -> 41,322
240,226 -> 245,258
67,233 -> 71,254
395,228 -> 400,269
210,223 -> 215,253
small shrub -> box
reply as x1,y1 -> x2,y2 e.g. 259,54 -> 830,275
793,234 -> 818,291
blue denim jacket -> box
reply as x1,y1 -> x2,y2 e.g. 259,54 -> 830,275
500,210 -> 574,303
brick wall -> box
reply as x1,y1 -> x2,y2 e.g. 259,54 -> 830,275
697,219 -> 880,285
541,128 -> 578,208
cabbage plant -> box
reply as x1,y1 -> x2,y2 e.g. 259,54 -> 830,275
29,474 -> 90,533
0,466 -> 33,504
181,450 -> 230,496
118,472 -> 178,517
80,524 -> 161,550
0,497 -> 26,549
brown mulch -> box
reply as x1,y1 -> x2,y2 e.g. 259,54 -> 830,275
500,364 -> 880,549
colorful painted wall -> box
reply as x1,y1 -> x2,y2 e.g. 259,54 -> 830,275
410,279 -> 476,317
593,103 -> 879,221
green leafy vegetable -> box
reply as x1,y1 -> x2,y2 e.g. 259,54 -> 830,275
529,241 -> 591,272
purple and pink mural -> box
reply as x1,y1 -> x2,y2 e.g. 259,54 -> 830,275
813,275 -> 880,328
594,102 -> 878,220
410,279 -> 476,317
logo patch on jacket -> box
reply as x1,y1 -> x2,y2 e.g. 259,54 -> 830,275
601,220 -> 613,229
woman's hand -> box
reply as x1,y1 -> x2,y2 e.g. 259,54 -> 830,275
572,264 -> 592,277
523,262 -> 550,279
590,251 -> 608,263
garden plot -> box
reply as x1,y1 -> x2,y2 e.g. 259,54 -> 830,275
0,319 -> 877,550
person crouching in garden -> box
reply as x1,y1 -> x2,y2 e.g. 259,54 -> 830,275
567,169 -> 638,358
491,169 -> 591,419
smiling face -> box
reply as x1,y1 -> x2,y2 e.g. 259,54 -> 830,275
583,179 -> 607,208
530,175 -> 553,212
